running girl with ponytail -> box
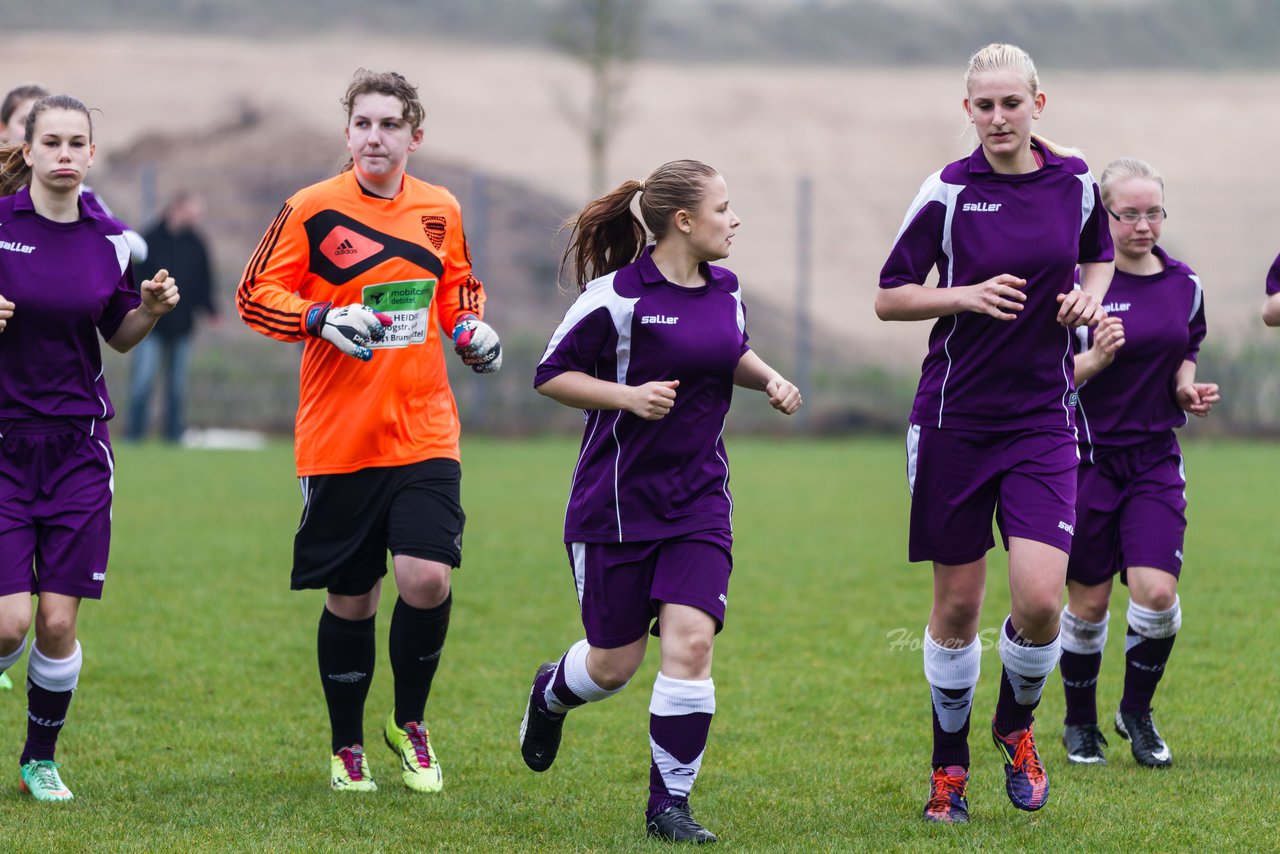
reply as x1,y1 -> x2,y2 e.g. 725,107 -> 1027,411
519,159 -> 801,844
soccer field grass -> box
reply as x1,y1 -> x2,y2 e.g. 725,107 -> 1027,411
0,436 -> 1275,851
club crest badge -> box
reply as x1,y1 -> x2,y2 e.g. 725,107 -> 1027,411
422,215 -> 446,250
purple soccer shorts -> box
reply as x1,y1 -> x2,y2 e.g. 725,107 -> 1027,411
0,419 -> 114,599
1068,433 -> 1187,586
566,531 -> 733,649
907,423 -> 1079,565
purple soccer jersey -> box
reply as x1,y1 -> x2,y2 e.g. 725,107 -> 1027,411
880,141 -> 1114,431
536,247 -> 749,542
1267,252 -> 1280,296
0,186 -> 140,421
1074,245 -> 1206,459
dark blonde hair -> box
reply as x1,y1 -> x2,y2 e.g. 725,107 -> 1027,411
0,94 -> 93,197
559,159 -> 720,292
1099,157 -> 1164,207
339,69 -> 425,175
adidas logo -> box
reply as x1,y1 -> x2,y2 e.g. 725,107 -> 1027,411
334,239 -> 358,256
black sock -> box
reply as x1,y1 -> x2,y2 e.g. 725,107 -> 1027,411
389,593 -> 451,726
317,608 -> 376,753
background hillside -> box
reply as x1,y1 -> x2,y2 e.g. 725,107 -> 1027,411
11,0 -> 1280,69
5,3 -> 1280,434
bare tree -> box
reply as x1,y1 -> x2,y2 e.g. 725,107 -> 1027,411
550,0 -> 647,196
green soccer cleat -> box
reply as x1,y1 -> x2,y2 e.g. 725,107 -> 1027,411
0,672 -> 13,690
330,745 -> 377,792
384,713 -> 443,793
19,759 -> 74,802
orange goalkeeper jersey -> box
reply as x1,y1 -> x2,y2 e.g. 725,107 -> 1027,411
237,170 -> 486,476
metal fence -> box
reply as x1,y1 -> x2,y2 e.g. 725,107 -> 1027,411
98,161 -> 1280,441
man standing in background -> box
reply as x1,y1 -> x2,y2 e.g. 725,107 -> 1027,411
127,191 -> 217,443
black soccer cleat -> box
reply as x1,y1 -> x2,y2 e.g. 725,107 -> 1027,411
646,804 -> 718,844
519,662 -> 565,772
1114,709 -> 1172,768
1062,723 -> 1108,765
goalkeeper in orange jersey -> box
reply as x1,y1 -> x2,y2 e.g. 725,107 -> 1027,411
237,68 -> 501,794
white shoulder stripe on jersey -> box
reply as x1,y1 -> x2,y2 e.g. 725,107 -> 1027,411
106,233 -> 131,277
1076,172 -> 1099,236
538,270 -> 641,385
892,169 -> 949,245
1188,274 -> 1203,324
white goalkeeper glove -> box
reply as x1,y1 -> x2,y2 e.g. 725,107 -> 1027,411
305,302 -> 393,361
451,313 -> 502,373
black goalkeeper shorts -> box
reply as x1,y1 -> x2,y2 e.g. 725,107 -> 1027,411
292,458 -> 465,596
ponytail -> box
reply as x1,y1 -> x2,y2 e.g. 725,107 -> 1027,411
558,159 -> 720,292
0,144 -> 30,197
558,179 -> 646,292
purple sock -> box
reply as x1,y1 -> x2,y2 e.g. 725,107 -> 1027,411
648,712 -> 712,819
1060,649 -> 1102,726
22,681 -> 73,764
1120,630 -> 1176,715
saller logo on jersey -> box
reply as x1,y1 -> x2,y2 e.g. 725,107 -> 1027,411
641,315 -> 679,325
961,202 -> 1001,212
0,239 -> 36,254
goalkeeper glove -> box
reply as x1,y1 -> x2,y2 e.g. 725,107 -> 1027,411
451,313 -> 502,373
305,302 -> 393,361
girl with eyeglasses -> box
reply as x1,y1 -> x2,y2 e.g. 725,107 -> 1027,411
1059,157 -> 1218,770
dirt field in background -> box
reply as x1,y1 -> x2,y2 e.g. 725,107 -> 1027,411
3,31 -> 1277,363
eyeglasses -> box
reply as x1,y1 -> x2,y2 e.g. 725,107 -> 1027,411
1106,208 -> 1167,225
